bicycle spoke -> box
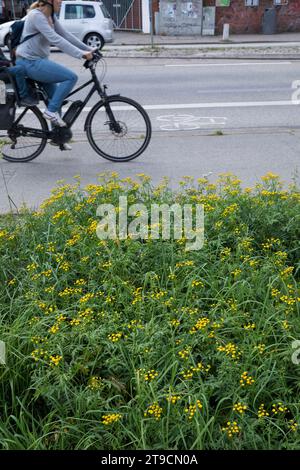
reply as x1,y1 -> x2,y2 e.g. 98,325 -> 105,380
86,96 -> 151,162
2,107 -> 48,162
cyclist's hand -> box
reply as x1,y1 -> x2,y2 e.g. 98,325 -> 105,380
82,51 -> 93,60
83,48 -> 99,61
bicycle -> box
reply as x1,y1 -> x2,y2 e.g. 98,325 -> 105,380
1,51 -> 152,163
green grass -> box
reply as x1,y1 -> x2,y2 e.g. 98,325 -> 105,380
0,172 -> 299,450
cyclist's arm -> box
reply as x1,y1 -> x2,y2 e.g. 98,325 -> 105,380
32,11 -> 88,59
54,18 -> 94,52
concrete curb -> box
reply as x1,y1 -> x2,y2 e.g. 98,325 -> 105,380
104,52 -> 300,60
103,42 -> 300,60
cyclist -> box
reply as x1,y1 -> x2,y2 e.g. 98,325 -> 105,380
15,0 -> 96,131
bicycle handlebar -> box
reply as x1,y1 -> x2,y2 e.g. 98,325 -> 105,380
83,50 -> 103,69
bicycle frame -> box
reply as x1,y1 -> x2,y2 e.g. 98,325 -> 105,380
11,63 -> 121,140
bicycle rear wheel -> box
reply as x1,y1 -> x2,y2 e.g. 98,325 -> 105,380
85,96 -> 151,162
1,106 -> 48,163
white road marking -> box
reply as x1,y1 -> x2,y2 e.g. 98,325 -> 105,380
68,100 -> 300,111
165,62 -> 292,67
15,99 -> 299,116
143,101 -> 298,110
157,114 -> 227,131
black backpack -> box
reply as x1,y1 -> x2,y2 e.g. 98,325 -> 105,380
9,21 -> 39,63
0,47 -> 11,68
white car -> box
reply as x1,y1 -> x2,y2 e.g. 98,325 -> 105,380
0,0 -> 114,49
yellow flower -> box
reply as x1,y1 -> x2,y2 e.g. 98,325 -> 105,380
280,267 -> 294,278
191,279 -> 204,288
220,247 -> 231,260
108,332 -> 122,343
240,371 -> 255,386
189,317 -> 210,334
255,344 -> 265,355
272,402 -> 288,415
282,320 -> 289,330
231,268 -> 242,278
289,420 -> 298,432
87,220 -> 98,235
144,402 -> 163,421
222,203 -> 238,217
102,413 -> 122,425
184,400 -> 203,420
222,421 -> 240,438
102,261 -> 112,269
217,342 -> 241,360
66,233 -> 81,247
0,229 -> 8,239
79,293 -> 94,304
178,347 -> 191,360
180,363 -> 210,380
261,172 -> 280,182
87,376 -> 103,390
233,402 -> 247,414
27,262 -> 38,272
49,355 -> 62,367
52,209 -> 69,222
143,369 -> 158,382
166,395 -> 181,404
175,260 -> 195,268
258,404 -> 269,419
261,238 -> 281,250
49,324 -> 59,334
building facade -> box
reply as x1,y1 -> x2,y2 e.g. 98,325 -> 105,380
1,0 -> 300,35
0,1 -> 29,22
154,0 -> 300,35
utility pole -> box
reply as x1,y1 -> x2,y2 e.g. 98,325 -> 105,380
11,0 -> 16,20
149,0 -> 154,48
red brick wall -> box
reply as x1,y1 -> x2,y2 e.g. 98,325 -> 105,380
203,0 -> 300,34
155,1 -> 300,35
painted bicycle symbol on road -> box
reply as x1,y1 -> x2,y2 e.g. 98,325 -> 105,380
157,114 -> 227,131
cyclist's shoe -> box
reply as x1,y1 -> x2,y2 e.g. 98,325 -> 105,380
43,110 -> 66,127
49,141 -> 72,151
20,95 -> 39,107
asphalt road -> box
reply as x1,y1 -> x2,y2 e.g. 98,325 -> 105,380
1,54 -> 300,212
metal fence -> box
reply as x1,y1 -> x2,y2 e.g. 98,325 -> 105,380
103,0 -> 142,31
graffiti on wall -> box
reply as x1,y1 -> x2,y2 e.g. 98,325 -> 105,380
158,0 -> 203,35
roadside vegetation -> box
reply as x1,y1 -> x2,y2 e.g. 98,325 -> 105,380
0,172 -> 299,450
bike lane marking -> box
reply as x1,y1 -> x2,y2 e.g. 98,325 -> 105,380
165,62 -> 292,68
157,115 -> 227,131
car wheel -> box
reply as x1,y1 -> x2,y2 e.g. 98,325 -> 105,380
4,33 -> 10,49
83,33 -> 104,50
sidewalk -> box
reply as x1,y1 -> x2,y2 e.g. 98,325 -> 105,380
104,31 -> 300,59
110,30 -> 300,47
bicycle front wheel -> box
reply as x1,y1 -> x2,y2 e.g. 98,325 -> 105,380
86,96 -> 151,162
2,106 -> 48,163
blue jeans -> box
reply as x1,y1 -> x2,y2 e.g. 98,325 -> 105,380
16,57 -> 78,112
9,65 -> 29,98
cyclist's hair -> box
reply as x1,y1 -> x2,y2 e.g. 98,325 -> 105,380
29,1 -> 53,10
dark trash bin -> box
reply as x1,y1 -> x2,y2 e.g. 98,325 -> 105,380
262,8 -> 277,35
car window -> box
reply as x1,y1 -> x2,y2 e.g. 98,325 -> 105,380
82,6 -> 95,19
65,5 -> 80,20
100,4 -> 111,19
65,5 -> 95,20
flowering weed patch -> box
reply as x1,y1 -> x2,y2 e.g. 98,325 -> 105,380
0,172 -> 299,449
